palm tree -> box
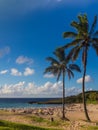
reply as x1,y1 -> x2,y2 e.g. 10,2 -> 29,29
62,14 -> 98,122
44,48 -> 81,119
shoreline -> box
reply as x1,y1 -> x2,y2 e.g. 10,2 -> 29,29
0,104 -> 62,110
0,103 -> 98,119
0,103 -> 98,130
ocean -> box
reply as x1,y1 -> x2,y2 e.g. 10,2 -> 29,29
0,98 -> 61,109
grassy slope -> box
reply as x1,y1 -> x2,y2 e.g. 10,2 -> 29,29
1,120 -> 98,130
37,91 -> 98,104
0,120 -> 61,130
81,125 -> 98,130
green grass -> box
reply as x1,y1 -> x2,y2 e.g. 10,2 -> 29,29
31,116 -> 46,123
87,100 -> 98,104
47,120 -> 61,127
81,125 -> 98,130
31,115 -> 69,128
0,126 -> 13,130
31,116 -> 64,128
0,120 -> 61,130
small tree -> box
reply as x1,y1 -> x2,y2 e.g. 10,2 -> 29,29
44,48 -> 81,119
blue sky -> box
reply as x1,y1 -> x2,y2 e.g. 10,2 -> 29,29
0,0 -> 98,97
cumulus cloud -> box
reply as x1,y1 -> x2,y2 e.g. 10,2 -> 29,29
0,81 -> 87,97
0,70 -> 8,75
0,46 -> 10,58
0,81 -> 25,96
77,75 -> 92,84
65,87 -> 81,96
10,68 -> 22,76
16,56 -> 33,65
24,67 -> 34,76
43,74 -> 54,78
0,67 -> 35,77
0,81 -> 61,97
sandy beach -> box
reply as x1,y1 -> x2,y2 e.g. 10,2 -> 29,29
0,103 -> 98,130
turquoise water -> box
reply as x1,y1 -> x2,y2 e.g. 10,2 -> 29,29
0,98 -> 61,108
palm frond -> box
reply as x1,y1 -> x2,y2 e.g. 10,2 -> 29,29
57,69 -> 62,81
63,39 -> 83,49
78,14 -> 84,23
63,32 -> 77,38
72,46 -> 81,61
44,66 -> 58,75
71,14 -> 89,38
66,49 -> 75,62
46,57 -> 59,65
44,66 -> 54,74
66,46 -> 78,62
67,69 -> 74,79
67,69 -> 71,80
55,47 -> 64,51
69,64 -> 81,72
69,70 -> 74,78
54,48 -> 65,62
52,68 -> 60,76
71,21 -> 79,30
89,15 -> 97,36
78,14 -> 88,23
78,14 -> 88,31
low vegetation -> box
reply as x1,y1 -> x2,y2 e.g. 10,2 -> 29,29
81,125 -> 98,130
0,120 -> 61,130
0,119 -> 98,130
35,91 -> 98,104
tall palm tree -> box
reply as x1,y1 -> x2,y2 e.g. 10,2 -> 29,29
62,14 -> 98,122
44,48 -> 81,119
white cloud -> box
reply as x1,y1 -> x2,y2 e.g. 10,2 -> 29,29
0,70 -> 8,75
0,46 -> 10,58
0,81 -> 62,97
10,68 -> 22,76
0,81 -> 25,96
24,67 -> 34,76
77,75 -> 92,84
0,81 -> 89,97
10,67 -> 35,76
65,87 -> 81,96
16,56 -> 33,65
44,74 -> 54,78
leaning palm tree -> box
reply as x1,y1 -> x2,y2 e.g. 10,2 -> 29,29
44,48 -> 81,119
63,14 -> 98,121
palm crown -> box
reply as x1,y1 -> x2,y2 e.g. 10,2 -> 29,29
44,48 -> 81,81
63,14 -> 98,65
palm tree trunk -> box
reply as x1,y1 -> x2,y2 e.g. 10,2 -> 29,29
62,70 -> 65,119
82,47 -> 91,122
